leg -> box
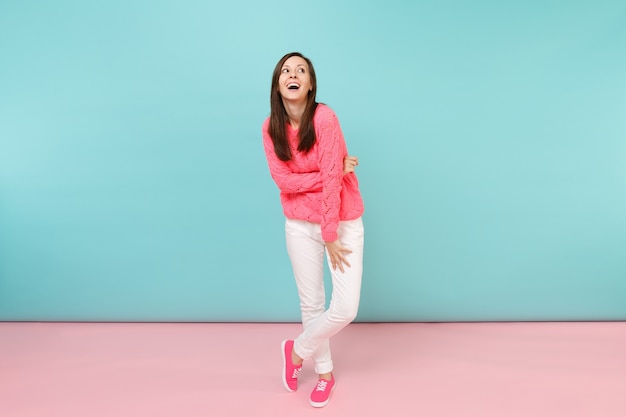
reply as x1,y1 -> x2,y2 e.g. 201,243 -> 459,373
293,217 -> 365,374
285,218 -> 328,370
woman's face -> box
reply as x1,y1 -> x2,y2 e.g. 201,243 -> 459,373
278,56 -> 312,104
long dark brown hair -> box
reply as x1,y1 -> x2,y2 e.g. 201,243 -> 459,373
269,52 -> 318,161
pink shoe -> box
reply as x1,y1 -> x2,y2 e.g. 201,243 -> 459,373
281,340 -> 302,392
309,375 -> 335,408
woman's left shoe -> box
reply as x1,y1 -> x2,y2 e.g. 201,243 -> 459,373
309,375 -> 335,408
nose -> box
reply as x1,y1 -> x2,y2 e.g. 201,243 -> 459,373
290,72 -> 297,78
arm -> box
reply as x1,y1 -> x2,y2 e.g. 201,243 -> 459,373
318,110 -> 355,271
262,125 -> 323,193
262,123 -> 357,193
317,110 -> 345,243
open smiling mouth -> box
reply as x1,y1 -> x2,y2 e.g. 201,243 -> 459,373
287,83 -> 300,90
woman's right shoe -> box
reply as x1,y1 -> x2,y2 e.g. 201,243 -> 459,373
281,340 -> 302,392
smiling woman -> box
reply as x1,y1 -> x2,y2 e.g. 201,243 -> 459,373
261,52 -> 364,408
268,53 -> 318,161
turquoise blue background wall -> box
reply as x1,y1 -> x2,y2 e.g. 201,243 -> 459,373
1,1 -> 625,322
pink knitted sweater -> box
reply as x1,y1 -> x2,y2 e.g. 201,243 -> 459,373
262,104 -> 364,242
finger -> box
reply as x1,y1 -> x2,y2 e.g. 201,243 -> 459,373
332,253 -> 344,272
340,255 -> 351,269
336,251 -> 351,270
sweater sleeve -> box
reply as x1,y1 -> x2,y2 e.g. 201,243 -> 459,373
317,109 -> 346,242
262,121 -> 323,194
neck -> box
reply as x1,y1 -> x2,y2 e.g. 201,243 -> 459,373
282,100 -> 306,129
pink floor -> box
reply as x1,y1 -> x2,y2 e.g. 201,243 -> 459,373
1,322 -> 624,417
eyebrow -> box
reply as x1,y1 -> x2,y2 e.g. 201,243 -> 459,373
282,64 -> 307,68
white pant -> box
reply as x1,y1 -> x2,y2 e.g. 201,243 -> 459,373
285,217 -> 364,375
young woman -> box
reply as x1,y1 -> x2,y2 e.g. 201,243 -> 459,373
262,52 -> 365,408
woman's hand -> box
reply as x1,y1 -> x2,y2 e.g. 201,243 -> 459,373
325,240 -> 352,273
343,156 -> 359,175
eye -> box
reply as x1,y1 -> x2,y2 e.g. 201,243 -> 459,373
297,68 -> 305,73
282,68 -> 289,73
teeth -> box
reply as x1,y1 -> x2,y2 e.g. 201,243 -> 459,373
287,83 -> 299,89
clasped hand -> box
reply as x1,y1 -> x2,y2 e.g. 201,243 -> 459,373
343,155 -> 358,175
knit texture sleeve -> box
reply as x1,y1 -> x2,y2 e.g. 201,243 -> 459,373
262,119 -> 323,193
317,107 -> 346,242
